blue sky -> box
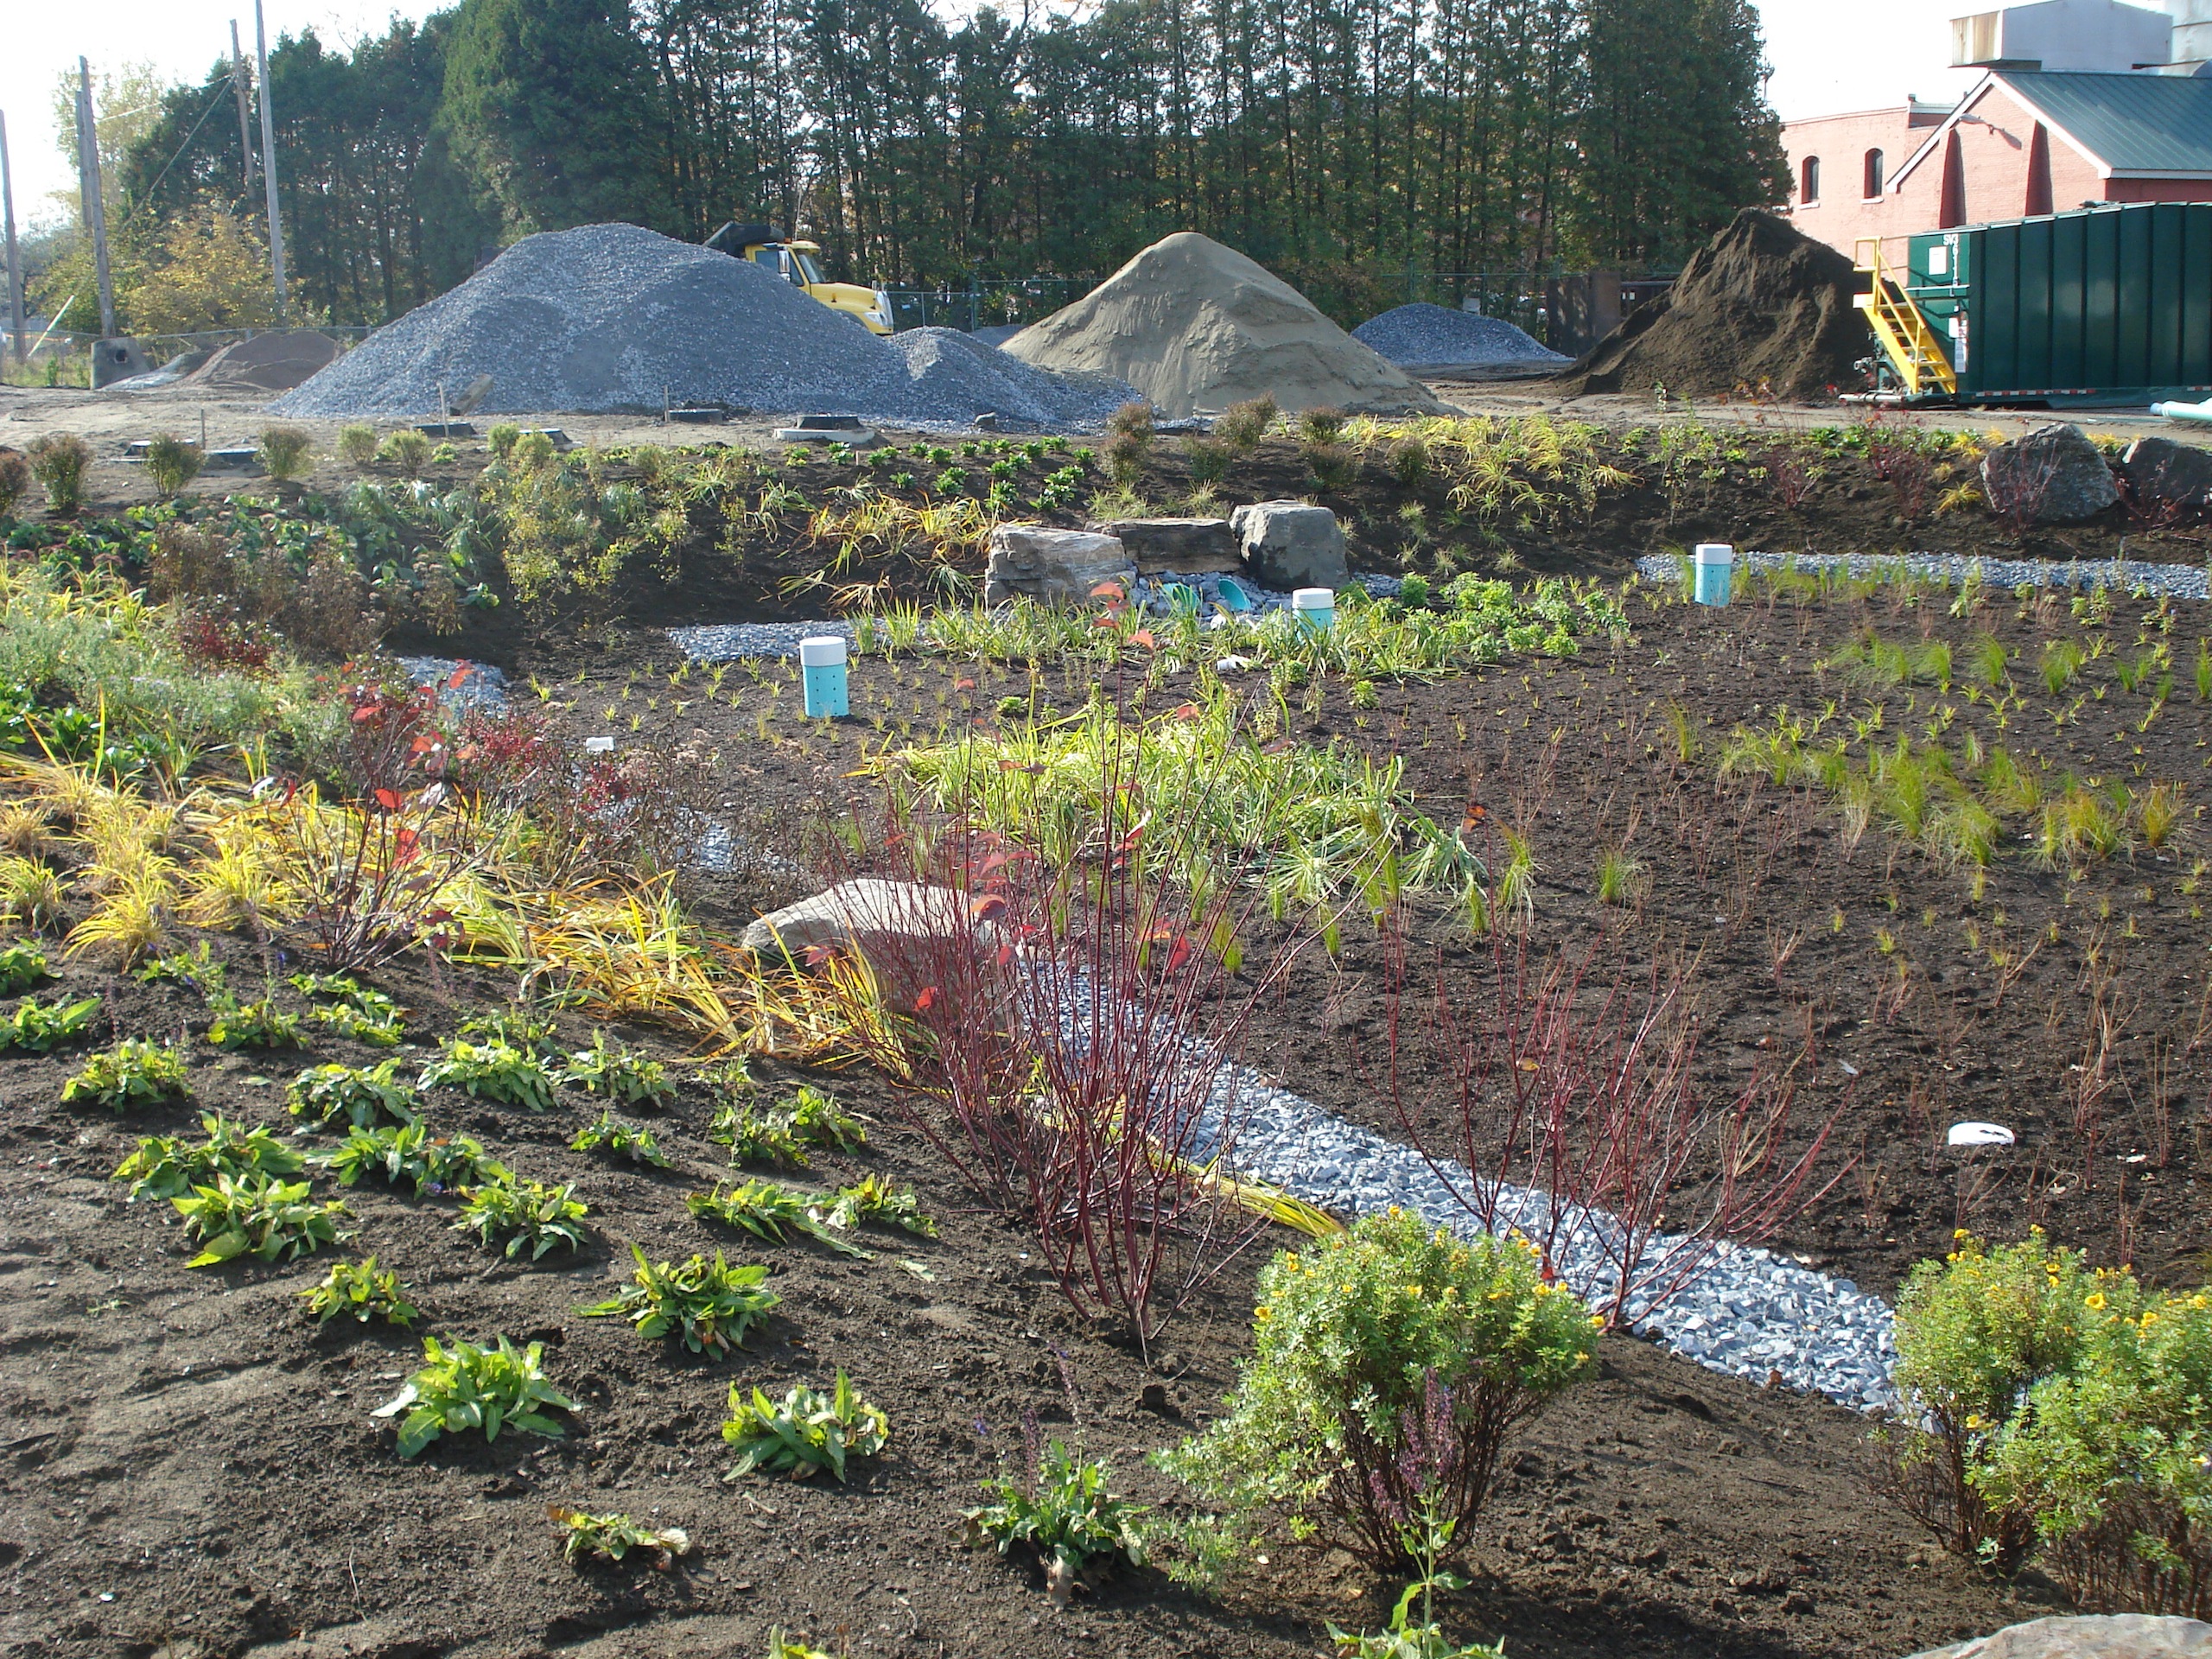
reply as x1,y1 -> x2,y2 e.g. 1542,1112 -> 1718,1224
0,0 -> 2003,236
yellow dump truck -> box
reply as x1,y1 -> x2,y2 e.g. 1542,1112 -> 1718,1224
705,222 -> 894,335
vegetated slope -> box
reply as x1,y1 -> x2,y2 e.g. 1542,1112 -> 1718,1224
1562,210 -> 1871,401
1352,302 -> 1567,373
1004,232 -> 1448,418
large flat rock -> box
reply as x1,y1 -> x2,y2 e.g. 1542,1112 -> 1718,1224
982,524 -> 1134,607
741,879 -> 978,960
1092,516 -> 1239,574
1906,1615 -> 2212,1659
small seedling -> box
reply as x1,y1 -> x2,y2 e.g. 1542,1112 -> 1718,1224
61,1039 -> 190,1111
547,1504 -> 691,1568
765,1631 -> 836,1659
420,1038 -> 558,1110
135,942 -> 226,995
327,1122 -> 505,1194
113,1112 -> 305,1200
688,1179 -> 868,1257
964,1440 -> 1147,1603
561,1032 -> 675,1108
206,995 -> 303,1050
1,994 -> 99,1052
579,1243 -> 779,1354
824,1173 -> 936,1238
289,1058 -> 418,1128
0,939 -> 49,992
457,1007 -> 563,1053
711,1084 -> 865,1168
300,1256 -> 420,1326
456,1175 -> 589,1258
172,1172 -> 350,1267
722,1370 -> 888,1483
372,1335 -> 575,1458
289,973 -> 408,1046
569,1110 -> 671,1167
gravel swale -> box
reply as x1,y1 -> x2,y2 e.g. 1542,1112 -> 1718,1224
1635,548 -> 2210,600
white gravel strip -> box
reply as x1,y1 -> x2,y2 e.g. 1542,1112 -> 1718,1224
1636,548 -> 2209,599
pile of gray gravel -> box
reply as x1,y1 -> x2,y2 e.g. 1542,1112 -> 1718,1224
888,327 -> 1135,428
1352,302 -> 1568,372
275,224 -> 1116,428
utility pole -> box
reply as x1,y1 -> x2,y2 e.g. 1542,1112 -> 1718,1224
75,59 -> 115,340
1,111 -> 25,365
231,21 -> 257,189
254,0 -> 289,322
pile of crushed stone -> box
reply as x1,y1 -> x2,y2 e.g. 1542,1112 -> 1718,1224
275,224 -> 1119,427
1562,209 -> 1870,401
887,327 -> 1135,427
1352,302 -> 1567,375
1005,232 -> 1446,419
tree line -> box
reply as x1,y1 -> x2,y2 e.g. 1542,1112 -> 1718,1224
83,0 -> 1783,330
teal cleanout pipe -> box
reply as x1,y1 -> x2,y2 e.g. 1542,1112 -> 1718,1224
2152,399 -> 2212,423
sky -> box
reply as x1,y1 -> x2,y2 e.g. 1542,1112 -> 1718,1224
0,0 -> 2113,236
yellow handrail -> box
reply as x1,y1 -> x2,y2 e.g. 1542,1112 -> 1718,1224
1853,238 -> 1957,397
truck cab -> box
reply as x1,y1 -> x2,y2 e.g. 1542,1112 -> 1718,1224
704,222 -> 893,335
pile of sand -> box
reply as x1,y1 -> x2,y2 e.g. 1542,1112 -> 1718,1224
188,330 -> 341,393
1562,211 -> 1869,401
1003,232 -> 1446,419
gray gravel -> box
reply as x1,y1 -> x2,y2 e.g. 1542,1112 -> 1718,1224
276,224 -> 1114,429
1637,548 -> 2211,599
1353,302 -> 1568,372
395,656 -> 509,713
888,327 -> 1135,429
669,620 -> 857,662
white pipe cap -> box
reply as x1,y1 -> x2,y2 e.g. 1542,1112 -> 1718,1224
1694,543 -> 1734,565
1291,587 -> 1334,610
582,736 -> 615,753
1946,1122 -> 2015,1147
799,636 -> 848,667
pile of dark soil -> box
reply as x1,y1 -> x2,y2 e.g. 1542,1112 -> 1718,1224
1564,210 -> 1872,401
187,329 -> 342,394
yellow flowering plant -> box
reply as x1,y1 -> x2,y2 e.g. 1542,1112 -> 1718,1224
1154,1208 -> 1598,1572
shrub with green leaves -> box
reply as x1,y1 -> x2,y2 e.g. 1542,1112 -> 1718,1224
456,1175 -> 589,1259
722,1370 -> 888,1483
580,1243 -> 779,1354
172,1172 -> 350,1267
144,434 -> 203,495
0,939 -> 50,992
257,426 -> 315,482
328,1122 -> 505,1193
965,1440 -> 1146,1601
28,434 -> 94,515
61,1039 -> 191,1110
336,423 -> 379,467
289,1058 -> 418,1128
113,1112 -> 305,1200
1,993 -> 99,1052
548,1504 -> 690,1568
1156,1209 -> 1599,1570
420,1037 -> 557,1110
301,1255 -> 419,1326
569,1109 -> 670,1166
206,995 -> 302,1050
689,1179 -> 868,1258
372,1334 -> 575,1458
561,1032 -> 674,1108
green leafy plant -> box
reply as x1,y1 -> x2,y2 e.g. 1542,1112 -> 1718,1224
965,1440 -> 1147,1603
336,423 -> 379,467
28,434 -> 94,515
372,1335 -> 575,1458
547,1504 -> 691,1568
579,1243 -> 779,1354
300,1255 -> 420,1326
113,1112 -> 306,1201
61,1038 -> 191,1110
569,1109 -> 671,1166
689,1179 -> 868,1257
288,1058 -> 418,1128
137,942 -> 226,993
172,1172 -> 350,1267
765,1630 -> 836,1659
1,993 -> 99,1052
205,994 -> 302,1050
824,1173 -> 936,1238
144,434 -> 203,495
712,1084 -> 865,1167
722,1370 -> 888,1483
420,1037 -> 558,1110
289,972 -> 407,1046
561,1032 -> 674,1107
1156,1209 -> 1599,1570
456,1175 -> 589,1259
257,426 -> 315,482
328,1122 -> 504,1193
0,939 -> 49,992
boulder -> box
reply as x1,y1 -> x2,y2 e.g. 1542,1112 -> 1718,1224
741,879 -> 981,961
1091,517 -> 1239,574
982,524 -> 1134,607
1904,1615 -> 2212,1659
1231,500 -> 1349,589
1980,423 -> 2120,524
2119,436 -> 2212,513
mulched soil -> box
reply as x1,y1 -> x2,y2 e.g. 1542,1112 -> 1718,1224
9,438 -> 2212,1659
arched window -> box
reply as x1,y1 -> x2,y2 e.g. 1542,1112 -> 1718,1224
1864,149 -> 1885,199
1802,156 -> 1821,203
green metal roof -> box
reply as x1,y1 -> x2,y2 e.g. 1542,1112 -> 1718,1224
1998,71 -> 2212,175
